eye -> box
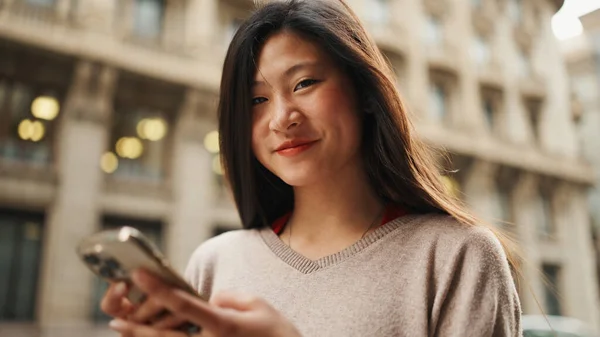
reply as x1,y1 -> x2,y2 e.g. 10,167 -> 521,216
294,79 -> 319,91
252,97 -> 268,105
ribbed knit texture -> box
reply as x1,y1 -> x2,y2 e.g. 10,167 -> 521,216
185,214 -> 522,337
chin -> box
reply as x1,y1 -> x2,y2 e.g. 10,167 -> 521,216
275,168 -> 320,187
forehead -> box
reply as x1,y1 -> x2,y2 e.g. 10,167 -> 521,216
254,31 -> 332,80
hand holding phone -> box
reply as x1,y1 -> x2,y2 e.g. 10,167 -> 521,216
76,226 -> 202,333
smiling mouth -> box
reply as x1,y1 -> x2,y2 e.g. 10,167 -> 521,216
275,140 -> 318,157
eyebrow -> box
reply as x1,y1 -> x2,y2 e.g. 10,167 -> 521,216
253,61 -> 320,87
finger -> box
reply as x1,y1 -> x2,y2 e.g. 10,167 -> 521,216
109,318 -> 186,337
152,313 -> 188,330
130,297 -> 168,324
131,269 -> 223,332
210,291 -> 260,312
101,282 -> 134,318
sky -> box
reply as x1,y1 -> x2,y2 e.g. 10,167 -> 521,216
552,0 -> 600,40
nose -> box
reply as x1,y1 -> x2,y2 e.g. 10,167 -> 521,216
269,96 -> 303,133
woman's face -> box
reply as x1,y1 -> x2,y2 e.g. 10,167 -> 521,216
251,31 -> 363,187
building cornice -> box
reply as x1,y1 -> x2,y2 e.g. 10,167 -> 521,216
550,0 -> 565,13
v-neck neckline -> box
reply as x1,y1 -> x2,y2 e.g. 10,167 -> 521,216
258,214 -> 420,274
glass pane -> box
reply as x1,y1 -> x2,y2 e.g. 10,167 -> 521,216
424,16 -> 443,46
508,0 -> 522,23
0,212 -> 43,322
133,0 -> 165,40
108,107 -> 169,182
0,220 -> 17,320
518,50 -> 531,77
542,264 -> 562,316
13,222 -> 42,321
429,82 -> 447,121
472,36 -> 490,66
483,96 -> 494,127
365,0 -> 389,24
0,81 -> 55,165
25,0 -> 55,8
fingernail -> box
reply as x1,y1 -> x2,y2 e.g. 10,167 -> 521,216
109,319 -> 127,330
114,282 -> 127,296
131,269 -> 145,284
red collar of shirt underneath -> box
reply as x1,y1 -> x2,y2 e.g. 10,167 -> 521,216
271,204 -> 409,235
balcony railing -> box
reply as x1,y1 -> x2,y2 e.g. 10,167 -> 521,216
0,0 -> 74,26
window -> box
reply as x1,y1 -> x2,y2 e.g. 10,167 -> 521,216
365,0 -> 390,25
480,86 -> 503,132
517,49 -> 532,78
106,107 -> 170,181
106,75 -> 182,182
423,15 -> 444,46
542,264 -> 562,316
538,190 -> 556,238
0,210 -> 44,322
471,35 -> 491,67
381,50 -> 406,90
525,98 -> 542,143
429,71 -> 456,123
0,79 -> 62,166
429,81 -> 447,122
24,0 -> 55,7
203,130 -> 227,196
133,0 -> 165,40
441,175 -> 461,199
471,0 -> 482,7
91,217 -> 163,322
508,0 -> 522,23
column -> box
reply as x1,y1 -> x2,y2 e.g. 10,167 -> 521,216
462,160 -> 498,223
511,172 -> 543,314
166,89 -> 218,273
560,184 -> 600,332
38,62 -> 117,326
185,0 -> 219,53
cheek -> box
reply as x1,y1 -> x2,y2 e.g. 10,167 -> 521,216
251,115 -> 269,163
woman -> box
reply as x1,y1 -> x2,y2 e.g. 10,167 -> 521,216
103,0 -> 522,336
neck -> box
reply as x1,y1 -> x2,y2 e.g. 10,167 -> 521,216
285,161 -> 384,245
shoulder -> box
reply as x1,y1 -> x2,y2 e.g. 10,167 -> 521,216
184,229 -> 262,292
402,214 -> 512,275
409,213 -> 506,255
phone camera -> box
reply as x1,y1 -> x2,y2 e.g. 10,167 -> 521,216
105,258 -> 121,271
99,265 -> 115,279
83,254 -> 100,266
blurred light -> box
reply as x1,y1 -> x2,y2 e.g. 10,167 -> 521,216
204,131 -> 220,153
137,118 -> 167,141
31,96 -> 60,121
212,155 -> 224,175
552,14 -> 583,40
441,176 -> 460,198
116,137 -> 144,159
17,119 -> 45,142
100,152 -> 119,174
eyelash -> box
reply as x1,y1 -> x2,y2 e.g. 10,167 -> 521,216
251,79 -> 320,106
294,79 -> 319,91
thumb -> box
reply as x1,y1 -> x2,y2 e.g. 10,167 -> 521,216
210,290 -> 263,312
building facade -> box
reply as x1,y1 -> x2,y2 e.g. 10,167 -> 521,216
562,7 -> 600,321
0,0 -> 598,335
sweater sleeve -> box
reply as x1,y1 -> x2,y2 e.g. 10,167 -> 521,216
433,228 -> 522,337
183,241 -> 217,301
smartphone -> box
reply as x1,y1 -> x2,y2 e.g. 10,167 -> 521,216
76,226 -> 202,332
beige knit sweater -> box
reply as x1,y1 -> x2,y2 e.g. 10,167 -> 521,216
184,214 -> 522,337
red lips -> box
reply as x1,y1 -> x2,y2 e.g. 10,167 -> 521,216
275,139 -> 318,157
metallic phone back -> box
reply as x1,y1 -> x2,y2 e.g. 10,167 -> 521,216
76,226 -> 201,303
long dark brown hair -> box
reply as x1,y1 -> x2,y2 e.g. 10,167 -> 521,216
217,0 -> 519,271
